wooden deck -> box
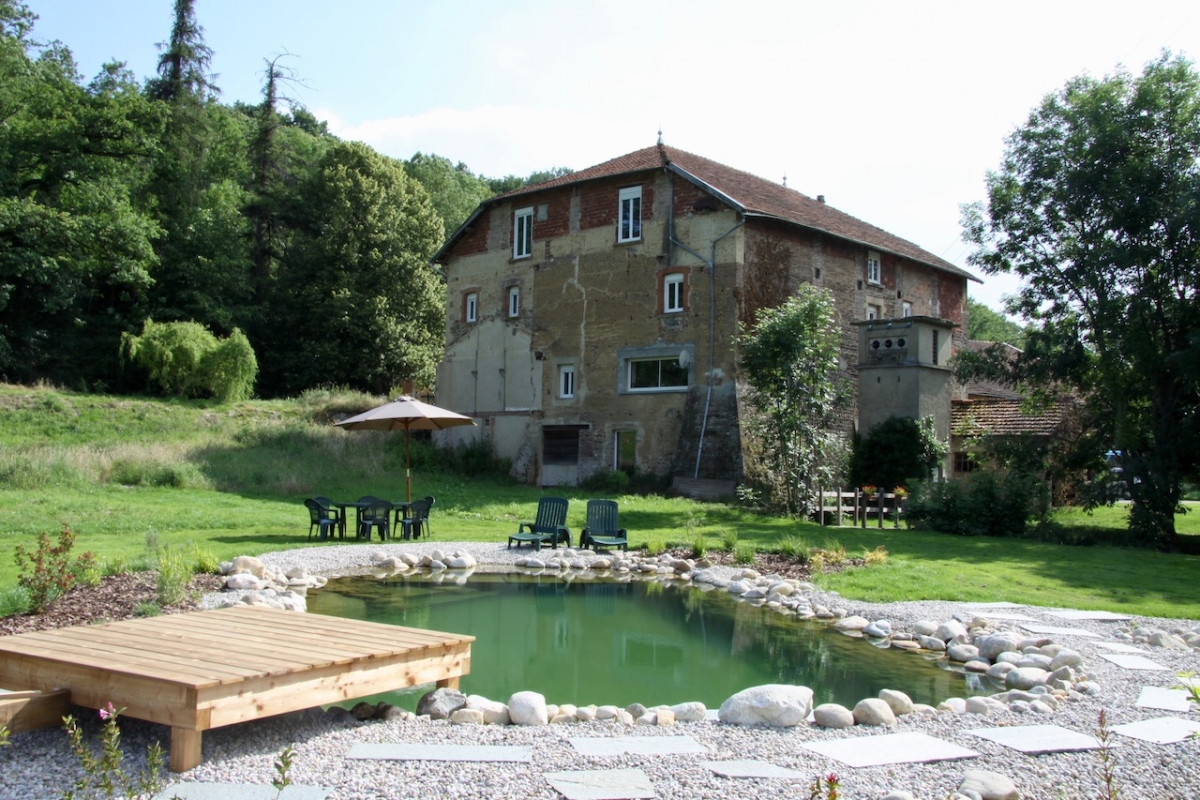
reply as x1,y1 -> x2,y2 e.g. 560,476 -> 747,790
0,605 -> 473,771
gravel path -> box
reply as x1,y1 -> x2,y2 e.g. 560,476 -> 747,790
3,541 -> 1199,799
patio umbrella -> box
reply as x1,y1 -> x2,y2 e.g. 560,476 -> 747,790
334,395 -> 476,502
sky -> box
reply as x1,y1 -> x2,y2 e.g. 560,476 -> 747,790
24,0 -> 1200,314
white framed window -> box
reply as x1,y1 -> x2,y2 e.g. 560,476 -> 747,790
465,292 -> 478,323
514,207 -> 533,259
558,365 -> 575,398
627,357 -> 688,392
866,303 -> 882,321
901,301 -> 913,317
866,251 -> 881,285
508,286 -> 520,318
664,273 -> 684,313
618,186 -> 642,242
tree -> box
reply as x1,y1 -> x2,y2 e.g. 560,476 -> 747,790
850,415 -> 947,492
737,284 -> 851,516
144,0 -> 215,104
961,52 -> 1200,549
967,298 -> 1027,348
403,152 -> 491,238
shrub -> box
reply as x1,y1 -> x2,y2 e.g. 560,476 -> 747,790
777,536 -> 810,559
63,703 -> 164,799
198,328 -> 258,402
133,601 -> 161,617
121,319 -> 258,401
0,586 -> 31,617
581,469 -> 630,493
734,543 -> 756,564
154,545 -> 192,607
13,526 -> 97,613
689,535 -> 707,560
850,415 -> 947,491
721,528 -> 739,552
906,471 -> 1049,538
864,545 -> 889,566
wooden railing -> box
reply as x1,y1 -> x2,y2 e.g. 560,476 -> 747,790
814,488 -> 906,528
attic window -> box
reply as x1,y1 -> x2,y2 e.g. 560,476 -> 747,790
618,187 -> 642,242
867,251 -> 882,286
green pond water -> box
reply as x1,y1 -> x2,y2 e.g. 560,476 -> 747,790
306,572 -> 990,711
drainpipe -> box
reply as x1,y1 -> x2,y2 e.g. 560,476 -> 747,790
665,173 -> 743,480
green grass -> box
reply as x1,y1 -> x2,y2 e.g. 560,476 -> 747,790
2,382 -> 1200,619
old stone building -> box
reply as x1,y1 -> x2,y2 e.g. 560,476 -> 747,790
433,143 -> 978,491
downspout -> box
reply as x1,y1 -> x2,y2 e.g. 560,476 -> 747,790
665,170 -> 743,479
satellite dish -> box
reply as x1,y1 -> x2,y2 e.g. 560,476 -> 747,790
678,350 -> 691,368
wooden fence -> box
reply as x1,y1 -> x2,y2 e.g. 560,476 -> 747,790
814,488 -> 906,528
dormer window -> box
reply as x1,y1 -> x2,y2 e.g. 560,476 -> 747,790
618,187 -> 642,242
866,251 -> 882,285
514,207 -> 533,259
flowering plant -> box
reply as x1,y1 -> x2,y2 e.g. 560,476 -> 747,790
892,486 -> 909,498
860,485 -> 878,495
63,702 -> 164,799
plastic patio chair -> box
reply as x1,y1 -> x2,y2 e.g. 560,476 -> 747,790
304,498 -> 339,541
398,497 -> 433,540
313,495 -> 344,538
579,499 -> 628,552
357,497 -> 391,541
507,496 -> 571,550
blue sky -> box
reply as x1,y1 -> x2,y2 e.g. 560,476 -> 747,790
25,0 -> 1200,312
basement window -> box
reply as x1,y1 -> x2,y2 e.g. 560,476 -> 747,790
618,186 -> 642,242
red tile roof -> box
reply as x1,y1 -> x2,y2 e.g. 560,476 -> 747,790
459,143 -> 978,281
952,397 -> 1073,438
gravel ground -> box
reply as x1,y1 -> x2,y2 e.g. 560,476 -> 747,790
3,541 -> 1199,799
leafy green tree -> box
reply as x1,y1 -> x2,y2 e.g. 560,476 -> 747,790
403,152 -> 491,238
961,52 -> 1200,549
737,284 -> 851,516
483,166 -> 574,195
850,415 -> 947,492
144,0 -> 215,103
121,318 -> 257,400
262,141 -> 444,396
967,298 -> 1027,348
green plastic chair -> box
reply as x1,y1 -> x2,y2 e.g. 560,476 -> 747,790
579,499 -> 628,552
398,497 -> 433,540
304,498 -> 338,541
507,497 -> 571,550
358,497 -> 391,541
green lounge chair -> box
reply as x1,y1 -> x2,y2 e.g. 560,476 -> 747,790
507,496 -> 571,550
579,499 -> 628,552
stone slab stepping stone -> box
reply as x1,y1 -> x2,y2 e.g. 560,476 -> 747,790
1044,610 -> 1131,621
1019,623 -> 1100,638
967,612 -> 1038,621
966,724 -> 1103,754
346,743 -> 532,762
154,785 -> 328,800
1097,653 -> 1170,671
798,731 -> 979,767
701,759 -> 806,779
1110,716 -> 1200,744
569,735 -> 706,757
1097,642 -> 1149,654
543,767 -> 655,800
1138,686 -> 1195,712
961,602 -> 1025,609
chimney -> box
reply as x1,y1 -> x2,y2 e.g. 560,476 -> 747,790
817,195 -> 826,204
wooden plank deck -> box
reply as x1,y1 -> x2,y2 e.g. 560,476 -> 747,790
0,605 -> 474,771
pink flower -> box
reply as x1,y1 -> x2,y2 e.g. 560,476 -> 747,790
99,702 -> 116,721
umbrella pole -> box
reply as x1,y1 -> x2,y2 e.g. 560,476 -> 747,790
405,428 -> 413,504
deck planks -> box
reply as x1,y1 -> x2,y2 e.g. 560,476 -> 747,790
0,605 -> 473,772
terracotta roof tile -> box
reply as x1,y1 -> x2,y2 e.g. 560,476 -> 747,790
952,397 -> 1072,438
487,144 -> 978,281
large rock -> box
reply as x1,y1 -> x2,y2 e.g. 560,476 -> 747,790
948,644 -> 981,662
509,691 -> 549,725
936,619 -> 968,642
224,573 -> 263,591
1005,667 -> 1050,690
834,615 -> 870,632
449,708 -> 484,725
415,688 -> 467,720
878,689 -> 914,716
812,703 -> 855,729
230,555 -> 267,578
959,769 -> 1020,800
718,684 -> 813,727
977,632 -> 1025,661
1050,649 -> 1082,671
466,695 -> 510,725
852,698 -> 896,726
669,701 -> 707,722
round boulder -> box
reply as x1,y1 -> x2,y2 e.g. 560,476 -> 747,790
852,697 -> 896,726
416,687 -> 467,720
812,703 -> 855,729
878,689 -> 914,716
718,684 -> 814,727
508,691 -> 549,725
959,769 -> 1020,800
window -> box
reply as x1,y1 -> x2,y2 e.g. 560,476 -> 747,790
954,452 -> 978,473
614,430 -> 636,473
932,329 -> 940,365
628,357 -> 688,391
558,365 -> 575,399
618,187 -> 642,242
664,273 -> 684,313
867,303 -> 882,321
543,426 -> 581,465
465,292 -> 478,323
508,286 -> 520,318
514,207 -> 533,259
902,301 -> 913,317
867,251 -> 881,285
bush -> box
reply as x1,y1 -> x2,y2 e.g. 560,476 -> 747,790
906,471 -> 1049,538
581,469 -> 630,494
0,586 -> 31,617
198,328 -> 258,402
850,415 -> 947,491
13,526 -> 97,613
121,319 -> 258,401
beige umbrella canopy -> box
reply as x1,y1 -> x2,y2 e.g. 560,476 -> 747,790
334,395 -> 476,502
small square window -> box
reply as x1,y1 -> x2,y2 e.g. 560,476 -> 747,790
867,251 -> 881,285
514,207 -> 533,259
508,286 -> 520,318
465,292 -> 478,323
664,273 -> 684,313
618,187 -> 642,243
901,301 -> 913,317
867,303 -> 882,321
558,365 -> 575,399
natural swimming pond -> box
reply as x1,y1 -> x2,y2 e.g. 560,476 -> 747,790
307,572 -> 990,711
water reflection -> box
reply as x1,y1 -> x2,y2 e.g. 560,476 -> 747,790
306,572 -> 988,711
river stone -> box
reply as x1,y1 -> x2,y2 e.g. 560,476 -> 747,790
466,695 -> 510,725
919,635 -> 947,651
627,702 -> 648,718
224,573 -> 263,591
977,632 -> 1025,660
959,769 -> 1020,800
670,701 -> 707,722
879,689 -> 914,716
416,687 -> 467,720
718,684 -> 814,727
852,698 -> 896,726
995,651 -> 1023,665
965,696 -> 993,715
575,706 -> 597,722
987,662 -> 1017,681
230,555 -> 266,577
595,705 -> 619,720
937,620 -> 968,641
449,708 -> 484,725
813,703 -> 855,729
864,622 -> 891,638
914,620 -> 939,636
835,615 -> 871,631
726,581 -> 751,595
656,707 -> 676,726
948,644 -> 980,662
939,697 -> 968,713
1149,631 -> 1190,649
1017,654 -> 1052,670
882,793 -> 916,800
509,691 -> 549,725
1050,649 -> 1083,670
1006,667 -> 1050,690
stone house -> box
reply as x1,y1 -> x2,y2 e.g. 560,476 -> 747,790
432,142 -> 978,491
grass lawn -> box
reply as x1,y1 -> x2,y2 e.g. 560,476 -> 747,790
2,382 -> 1199,620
